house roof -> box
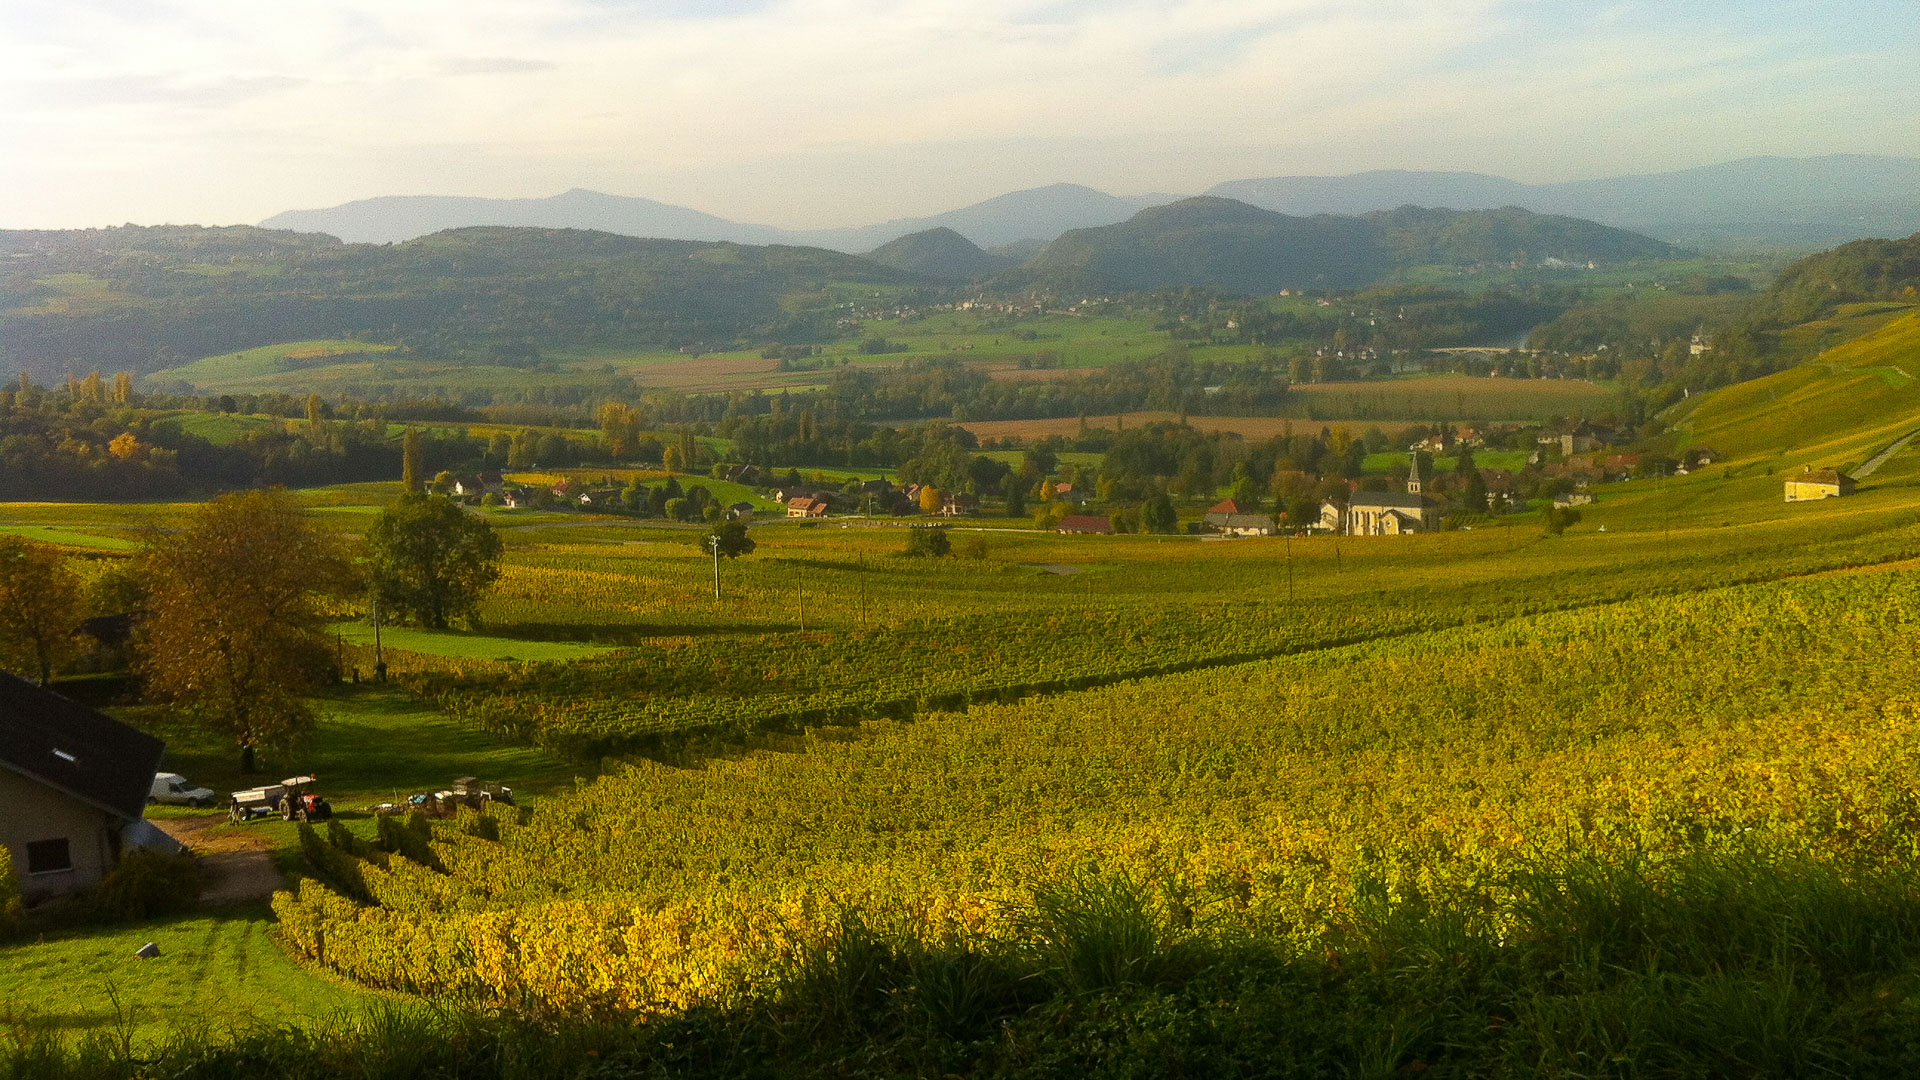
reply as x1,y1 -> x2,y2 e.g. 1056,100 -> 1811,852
1790,468 -> 1852,486
1219,514 -> 1274,530
1207,498 -> 1247,515
1349,491 -> 1430,509
0,671 -> 164,822
1057,514 -> 1112,533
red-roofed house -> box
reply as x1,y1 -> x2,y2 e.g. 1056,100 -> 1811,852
1056,514 -> 1113,535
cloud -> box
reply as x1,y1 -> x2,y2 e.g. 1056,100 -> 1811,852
442,56 -> 559,76
0,0 -> 1912,227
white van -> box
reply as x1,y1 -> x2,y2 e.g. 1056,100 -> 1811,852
149,772 -> 216,807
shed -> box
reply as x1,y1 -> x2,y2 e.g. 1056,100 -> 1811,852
1784,467 -> 1855,503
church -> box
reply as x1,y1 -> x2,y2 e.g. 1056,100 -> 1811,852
1321,455 -> 1442,535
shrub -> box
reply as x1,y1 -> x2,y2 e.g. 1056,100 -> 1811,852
1544,506 -> 1583,535
89,848 -> 199,922
0,847 -> 21,937
902,526 -> 951,558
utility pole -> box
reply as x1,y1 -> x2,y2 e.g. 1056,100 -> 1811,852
1285,533 -> 1295,604
711,536 -> 721,600
372,596 -> 386,683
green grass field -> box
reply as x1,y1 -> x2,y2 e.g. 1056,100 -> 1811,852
0,524 -> 139,551
127,687 -> 581,813
329,623 -> 621,663
0,907 -> 370,1043
145,340 -> 401,394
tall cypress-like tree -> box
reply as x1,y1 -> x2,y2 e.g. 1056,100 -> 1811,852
401,428 -> 424,494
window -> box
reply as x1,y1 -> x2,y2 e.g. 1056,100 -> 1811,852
25,838 -> 72,874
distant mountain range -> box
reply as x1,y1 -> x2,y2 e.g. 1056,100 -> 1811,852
261,183 -> 1172,253
262,155 -> 1920,253
1010,200 -> 1679,295
1209,156 -> 1920,251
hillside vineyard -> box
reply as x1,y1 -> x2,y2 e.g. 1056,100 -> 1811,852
277,574 -> 1920,1013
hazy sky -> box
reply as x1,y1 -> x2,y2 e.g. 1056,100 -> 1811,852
3,0 -> 1914,229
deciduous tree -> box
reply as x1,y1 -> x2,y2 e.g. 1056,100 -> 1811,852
141,490 -> 355,772
0,537 -> 82,686
366,496 -> 504,630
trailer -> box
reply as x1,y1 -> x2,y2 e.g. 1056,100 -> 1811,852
449,776 -> 515,808
228,775 -> 333,823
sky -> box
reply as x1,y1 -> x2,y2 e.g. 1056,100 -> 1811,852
2,0 -> 1915,230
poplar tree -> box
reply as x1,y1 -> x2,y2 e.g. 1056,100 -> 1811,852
401,428 -> 425,493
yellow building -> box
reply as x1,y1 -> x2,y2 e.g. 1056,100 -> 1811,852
1784,467 -> 1855,502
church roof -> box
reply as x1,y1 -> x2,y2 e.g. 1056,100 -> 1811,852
1350,492 -> 1430,510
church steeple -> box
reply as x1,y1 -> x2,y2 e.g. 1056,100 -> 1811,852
1406,452 -> 1427,495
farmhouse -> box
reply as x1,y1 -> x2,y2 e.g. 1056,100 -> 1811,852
1207,498 -> 1252,516
1056,514 -> 1113,534
1784,467 -> 1855,502
0,672 -> 172,903
786,496 -> 829,518
1208,513 -> 1277,537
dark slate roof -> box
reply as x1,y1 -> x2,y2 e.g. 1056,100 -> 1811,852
0,671 -> 164,821
1219,514 -> 1274,530
1349,492 -> 1429,510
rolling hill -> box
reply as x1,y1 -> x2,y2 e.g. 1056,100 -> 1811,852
862,227 -> 1015,281
1011,198 -> 1680,295
0,225 -> 928,382
1668,307 -> 1920,464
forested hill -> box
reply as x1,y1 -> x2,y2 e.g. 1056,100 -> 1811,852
1750,232 -> 1920,326
1009,198 -> 1681,294
0,225 -> 927,382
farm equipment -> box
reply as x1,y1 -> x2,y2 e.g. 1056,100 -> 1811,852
366,778 -> 516,819
448,777 -> 515,808
228,775 -> 333,823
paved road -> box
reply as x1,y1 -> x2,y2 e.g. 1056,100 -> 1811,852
1851,429 -> 1920,479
